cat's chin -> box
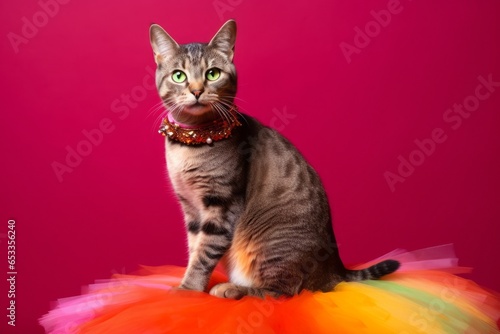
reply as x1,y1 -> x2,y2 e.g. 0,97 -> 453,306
183,103 -> 212,115
173,104 -> 215,125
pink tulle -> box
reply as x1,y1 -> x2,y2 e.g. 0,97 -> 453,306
351,244 -> 470,273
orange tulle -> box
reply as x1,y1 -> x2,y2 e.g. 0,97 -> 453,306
40,245 -> 500,334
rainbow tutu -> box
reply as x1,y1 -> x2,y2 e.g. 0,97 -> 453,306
40,245 -> 500,333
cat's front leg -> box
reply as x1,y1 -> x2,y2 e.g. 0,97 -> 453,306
179,216 -> 232,291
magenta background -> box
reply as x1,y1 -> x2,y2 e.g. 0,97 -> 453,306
1,0 -> 500,332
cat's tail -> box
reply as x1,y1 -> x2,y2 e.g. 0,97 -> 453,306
345,259 -> 400,281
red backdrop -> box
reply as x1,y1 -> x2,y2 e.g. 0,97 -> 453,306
1,0 -> 500,332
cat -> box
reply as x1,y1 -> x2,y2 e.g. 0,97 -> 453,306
149,19 -> 399,299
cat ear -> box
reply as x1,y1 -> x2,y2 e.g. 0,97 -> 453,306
149,24 -> 180,64
208,19 -> 237,61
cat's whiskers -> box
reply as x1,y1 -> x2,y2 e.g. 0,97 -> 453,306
146,100 -> 168,119
217,98 -> 248,125
212,102 -> 232,124
147,96 -> 185,133
148,96 -> 176,116
147,100 -> 171,133
228,95 -> 247,104
211,104 -> 229,125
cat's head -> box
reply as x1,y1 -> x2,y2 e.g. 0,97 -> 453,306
149,20 -> 237,125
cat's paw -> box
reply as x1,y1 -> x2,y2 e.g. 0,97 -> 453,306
209,283 -> 247,300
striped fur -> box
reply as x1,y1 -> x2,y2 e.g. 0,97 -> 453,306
150,20 -> 399,299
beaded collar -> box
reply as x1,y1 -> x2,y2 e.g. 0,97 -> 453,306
158,106 -> 242,145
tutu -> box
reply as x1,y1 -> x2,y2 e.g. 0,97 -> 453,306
40,245 -> 500,333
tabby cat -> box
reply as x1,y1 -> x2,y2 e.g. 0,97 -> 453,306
149,20 -> 399,299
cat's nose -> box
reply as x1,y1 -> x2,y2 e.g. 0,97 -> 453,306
191,89 -> 204,100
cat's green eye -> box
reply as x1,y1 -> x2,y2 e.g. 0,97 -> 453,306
172,70 -> 187,83
206,68 -> 221,81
